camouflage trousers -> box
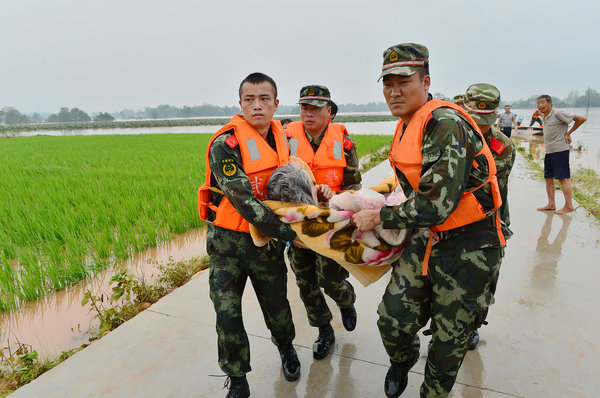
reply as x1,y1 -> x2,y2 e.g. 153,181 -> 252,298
377,232 -> 502,397
208,227 -> 295,377
288,245 -> 356,327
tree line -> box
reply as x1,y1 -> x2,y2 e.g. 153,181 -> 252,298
2,89 -> 598,125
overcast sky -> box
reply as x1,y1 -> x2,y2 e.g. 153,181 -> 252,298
1,0 -> 598,113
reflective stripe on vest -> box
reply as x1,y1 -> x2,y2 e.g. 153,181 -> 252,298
388,99 -> 505,275
286,121 -> 347,191
197,115 -> 289,233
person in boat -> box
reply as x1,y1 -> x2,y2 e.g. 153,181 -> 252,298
529,109 -> 543,127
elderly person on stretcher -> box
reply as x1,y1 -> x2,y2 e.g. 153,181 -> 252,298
250,160 -> 412,286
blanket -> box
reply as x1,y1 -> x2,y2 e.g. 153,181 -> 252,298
250,173 -> 411,286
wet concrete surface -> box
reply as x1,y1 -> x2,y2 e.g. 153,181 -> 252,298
10,154 -> 600,397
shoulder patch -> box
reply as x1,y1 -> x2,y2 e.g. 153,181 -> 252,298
221,159 -> 237,177
490,137 -> 506,155
225,135 -> 239,149
343,136 -> 354,150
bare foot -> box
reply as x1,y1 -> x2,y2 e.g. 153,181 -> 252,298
554,207 -> 574,214
537,205 -> 556,211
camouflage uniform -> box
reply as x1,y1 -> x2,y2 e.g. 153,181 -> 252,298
288,118 -> 361,326
206,127 -> 297,377
464,83 -> 516,306
378,102 -> 504,397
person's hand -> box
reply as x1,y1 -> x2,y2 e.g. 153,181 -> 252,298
316,184 -> 333,202
292,236 -> 308,249
351,209 -> 381,232
565,134 -> 572,144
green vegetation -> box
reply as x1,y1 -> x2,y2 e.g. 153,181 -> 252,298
82,255 -> 209,336
353,134 -> 392,159
0,256 -> 209,396
0,134 -> 209,311
0,132 -> 390,311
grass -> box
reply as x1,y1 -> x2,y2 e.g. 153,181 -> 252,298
0,132 -> 391,311
0,134 -> 209,311
0,256 -> 209,396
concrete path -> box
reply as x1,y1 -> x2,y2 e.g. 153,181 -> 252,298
12,155 -> 600,397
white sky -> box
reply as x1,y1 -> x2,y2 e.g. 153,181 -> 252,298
1,0 -> 598,113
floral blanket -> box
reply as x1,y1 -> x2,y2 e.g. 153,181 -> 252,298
250,174 -> 411,286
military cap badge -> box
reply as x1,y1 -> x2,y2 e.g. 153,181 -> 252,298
308,88 -> 315,96
478,102 -> 487,109
389,51 -> 399,62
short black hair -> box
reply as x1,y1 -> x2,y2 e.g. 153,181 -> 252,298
537,94 -> 552,103
330,102 -> 338,120
239,72 -> 278,99
280,118 -> 292,125
416,64 -> 430,79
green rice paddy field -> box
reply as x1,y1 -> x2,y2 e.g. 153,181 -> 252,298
0,133 -> 391,311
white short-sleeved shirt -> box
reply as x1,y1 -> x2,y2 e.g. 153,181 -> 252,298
542,108 -> 574,154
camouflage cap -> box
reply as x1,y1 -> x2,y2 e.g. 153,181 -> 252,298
297,85 -> 331,107
378,43 -> 429,81
453,94 -> 466,104
464,83 -> 501,125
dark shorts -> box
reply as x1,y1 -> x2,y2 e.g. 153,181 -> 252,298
501,126 -> 512,138
544,150 -> 570,179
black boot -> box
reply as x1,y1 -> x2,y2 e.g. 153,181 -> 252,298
468,329 -> 479,350
340,304 -> 357,331
279,343 -> 300,381
313,324 -> 335,360
384,355 -> 418,398
224,376 -> 250,398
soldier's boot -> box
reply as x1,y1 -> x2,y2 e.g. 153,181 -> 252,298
313,324 -> 335,360
339,304 -> 357,331
224,376 -> 250,398
384,353 -> 418,398
468,329 -> 480,350
279,344 -> 300,381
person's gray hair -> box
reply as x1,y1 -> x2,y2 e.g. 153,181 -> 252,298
266,163 -> 317,205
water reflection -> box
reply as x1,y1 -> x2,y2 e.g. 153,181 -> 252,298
0,227 -> 207,359
333,343 -> 357,398
531,213 -> 573,291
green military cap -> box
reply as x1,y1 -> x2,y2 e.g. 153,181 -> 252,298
453,94 -> 465,104
378,43 -> 429,81
464,83 -> 501,125
297,85 -> 331,107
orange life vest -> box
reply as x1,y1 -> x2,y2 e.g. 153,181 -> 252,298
388,99 -> 505,275
286,121 -> 350,191
197,115 -> 289,233
533,110 -> 542,118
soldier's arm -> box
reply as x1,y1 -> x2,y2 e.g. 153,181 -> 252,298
380,114 -> 474,229
341,135 -> 362,190
209,133 -> 296,241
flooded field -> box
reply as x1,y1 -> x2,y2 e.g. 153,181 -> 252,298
0,227 -> 207,359
2,109 -> 598,361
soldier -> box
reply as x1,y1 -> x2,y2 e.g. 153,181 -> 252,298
452,94 -> 465,107
352,44 -> 505,397
463,83 -> 516,350
198,72 -> 302,398
285,85 -> 362,360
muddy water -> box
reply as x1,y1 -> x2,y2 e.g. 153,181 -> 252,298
0,227 -> 207,359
